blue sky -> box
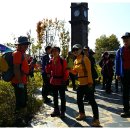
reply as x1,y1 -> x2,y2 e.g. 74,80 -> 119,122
0,0 -> 130,49
88,2 -> 130,48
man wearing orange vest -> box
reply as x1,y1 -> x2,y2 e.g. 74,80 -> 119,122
11,36 -> 30,125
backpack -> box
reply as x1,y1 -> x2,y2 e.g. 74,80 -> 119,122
1,51 -> 24,82
0,56 -> 8,72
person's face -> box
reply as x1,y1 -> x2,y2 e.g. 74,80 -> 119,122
83,49 -> 89,57
47,48 -> 52,54
18,44 -> 29,52
51,49 -> 59,58
111,58 -> 114,61
104,54 -> 108,58
123,37 -> 130,47
72,48 -> 82,57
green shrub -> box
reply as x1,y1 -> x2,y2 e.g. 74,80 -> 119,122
0,72 -> 43,127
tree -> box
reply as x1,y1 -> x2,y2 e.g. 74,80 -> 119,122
59,22 -> 70,58
95,34 -> 120,61
36,18 -> 70,57
26,30 -> 35,55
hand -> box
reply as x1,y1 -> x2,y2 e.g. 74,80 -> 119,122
18,83 -> 24,88
62,81 -> 66,85
47,74 -> 50,78
88,83 -> 93,87
116,76 -> 121,80
66,67 -> 71,70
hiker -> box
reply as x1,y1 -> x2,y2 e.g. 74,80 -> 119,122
116,32 -> 130,118
11,36 -> 31,124
66,51 -> 76,91
28,57 -> 37,78
83,46 -> 98,92
41,45 -> 52,103
69,44 -> 100,127
83,47 -> 98,104
46,46 -> 69,118
99,52 -> 109,90
105,54 -> 115,94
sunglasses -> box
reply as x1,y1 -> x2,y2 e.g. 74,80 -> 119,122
83,49 -> 88,51
72,48 -> 79,52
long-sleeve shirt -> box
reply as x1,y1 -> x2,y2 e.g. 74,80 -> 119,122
70,55 -> 93,86
41,53 -> 50,75
12,50 -> 29,84
106,60 -> 114,77
116,46 -> 130,77
46,56 -> 69,86
115,47 -> 124,77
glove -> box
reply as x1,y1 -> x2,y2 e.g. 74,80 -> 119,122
47,74 -> 50,78
18,83 -> 24,89
88,83 -> 93,87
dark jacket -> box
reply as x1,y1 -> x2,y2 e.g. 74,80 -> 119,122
89,55 -> 98,79
106,60 -> 114,78
115,47 -> 124,77
41,53 -> 50,76
99,58 -> 108,76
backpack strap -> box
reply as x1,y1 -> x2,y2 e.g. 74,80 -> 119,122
81,55 -> 88,77
21,54 -> 25,74
60,57 -> 64,77
54,57 -> 64,78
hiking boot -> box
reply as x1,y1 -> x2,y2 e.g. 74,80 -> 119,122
106,89 -> 112,94
73,88 -> 77,91
91,118 -> 101,127
44,98 -> 52,103
76,113 -> 86,121
106,91 -> 111,94
60,112 -> 65,118
102,87 -> 105,90
14,118 -> 27,127
120,112 -> 130,118
65,88 -> 68,91
51,110 -> 60,117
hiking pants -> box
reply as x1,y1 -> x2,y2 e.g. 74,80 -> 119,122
77,85 -> 99,119
102,75 -> 107,89
52,85 -> 66,112
106,76 -> 113,92
121,70 -> 130,113
69,72 -> 76,89
12,83 -> 27,110
42,74 -> 52,100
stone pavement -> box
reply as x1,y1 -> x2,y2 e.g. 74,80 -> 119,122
30,85 -> 130,127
